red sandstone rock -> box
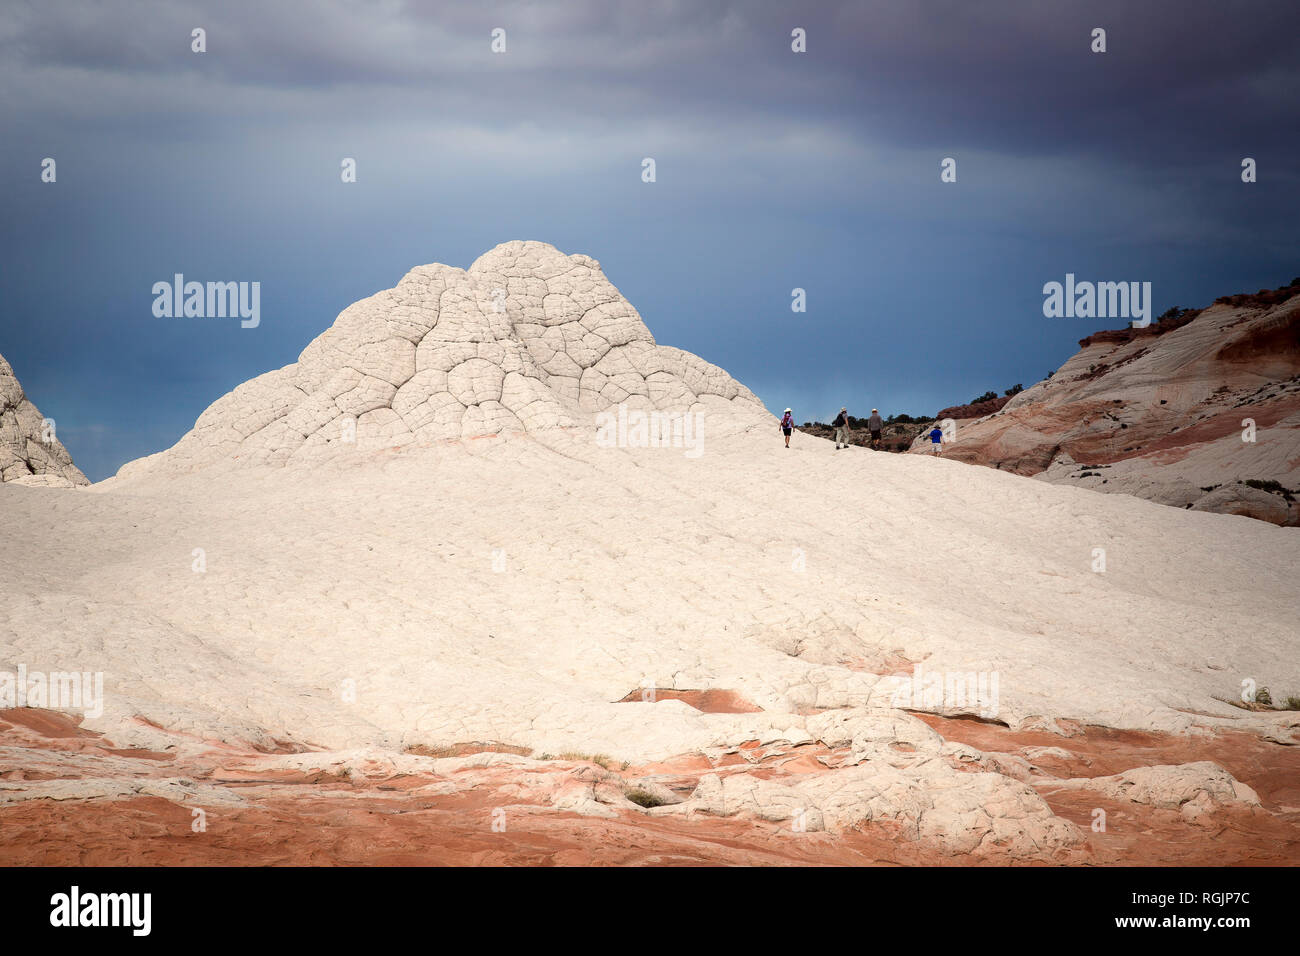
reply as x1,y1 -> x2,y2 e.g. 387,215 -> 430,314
912,291 -> 1300,525
3,708 -> 1296,866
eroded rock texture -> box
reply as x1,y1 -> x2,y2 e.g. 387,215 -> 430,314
0,351 -> 87,487
911,293 -> 1300,525
121,241 -> 767,477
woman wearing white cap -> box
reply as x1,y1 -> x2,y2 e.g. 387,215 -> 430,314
780,408 -> 795,448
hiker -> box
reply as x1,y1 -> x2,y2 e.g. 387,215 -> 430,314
780,408 -> 795,447
928,422 -> 944,454
867,408 -> 884,449
832,407 -> 850,449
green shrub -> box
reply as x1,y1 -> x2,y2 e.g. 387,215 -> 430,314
624,787 -> 666,808
1245,479 -> 1296,501
558,751 -> 612,769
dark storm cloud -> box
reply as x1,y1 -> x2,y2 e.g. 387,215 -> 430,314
2,0 -> 1296,168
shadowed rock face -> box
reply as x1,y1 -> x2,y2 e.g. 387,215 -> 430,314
911,294 -> 1300,525
119,241 -> 769,478
0,352 -> 88,487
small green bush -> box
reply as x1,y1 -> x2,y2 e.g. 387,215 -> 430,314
624,787 -> 666,808
1245,479 -> 1296,501
558,751 -> 612,769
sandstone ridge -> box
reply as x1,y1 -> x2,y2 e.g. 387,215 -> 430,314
910,289 -> 1300,525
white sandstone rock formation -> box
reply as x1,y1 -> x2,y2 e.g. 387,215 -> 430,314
664,761 -> 1080,857
0,351 -> 87,486
652,706 -> 1082,856
4,243 -> 1298,862
1048,761 -> 1261,816
119,241 -> 769,478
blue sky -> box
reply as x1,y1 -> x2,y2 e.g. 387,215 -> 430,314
2,0 -> 1297,480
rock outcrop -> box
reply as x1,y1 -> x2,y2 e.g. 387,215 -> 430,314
7,246 -> 1296,865
1051,761 -> 1261,816
911,286 -> 1300,525
0,351 -> 88,487
120,241 -> 769,478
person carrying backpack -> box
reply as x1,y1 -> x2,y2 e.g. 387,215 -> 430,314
780,408 -> 795,448
832,407 -> 850,450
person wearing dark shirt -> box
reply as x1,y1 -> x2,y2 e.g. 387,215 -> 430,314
868,409 -> 883,449
832,407 -> 849,449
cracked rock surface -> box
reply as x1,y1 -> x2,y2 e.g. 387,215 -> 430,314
0,351 -> 87,486
2,242 -> 1297,863
118,241 -> 768,478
